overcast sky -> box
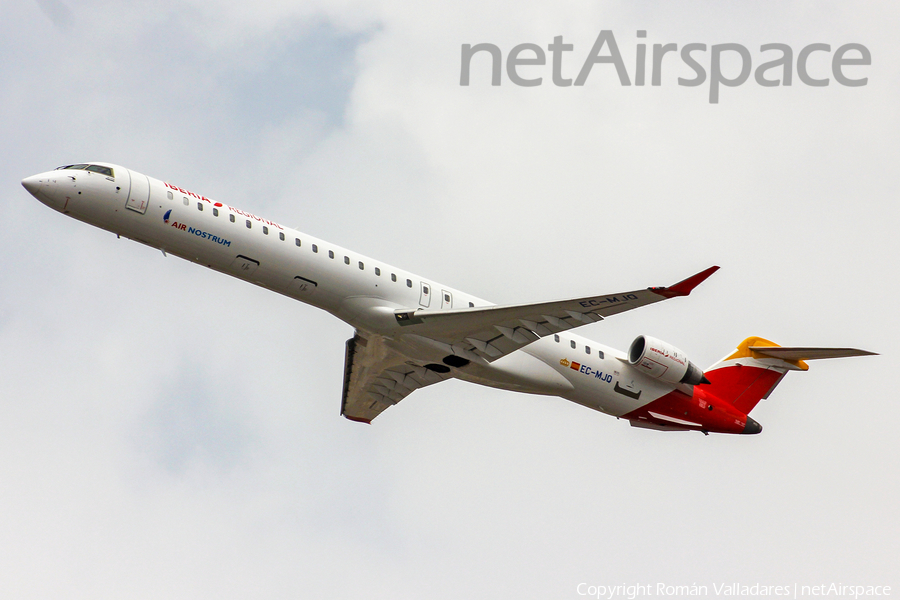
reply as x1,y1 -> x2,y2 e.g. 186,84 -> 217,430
1,1 -> 897,598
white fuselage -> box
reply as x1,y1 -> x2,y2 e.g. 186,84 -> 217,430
24,163 -> 678,419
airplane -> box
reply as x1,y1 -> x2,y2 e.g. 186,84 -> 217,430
21,162 -> 876,435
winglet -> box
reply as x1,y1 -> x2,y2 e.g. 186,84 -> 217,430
650,266 -> 720,298
343,414 -> 372,424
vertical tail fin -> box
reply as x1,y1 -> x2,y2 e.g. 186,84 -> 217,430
704,338 -> 797,414
704,337 -> 876,414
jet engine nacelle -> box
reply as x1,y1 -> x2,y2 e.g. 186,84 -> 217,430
627,335 -> 707,386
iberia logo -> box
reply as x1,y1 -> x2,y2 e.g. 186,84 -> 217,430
559,358 -> 570,367
163,209 -> 172,223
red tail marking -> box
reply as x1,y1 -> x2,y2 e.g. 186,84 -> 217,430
704,364 -> 784,414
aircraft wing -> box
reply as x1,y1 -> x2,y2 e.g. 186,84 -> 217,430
340,333 -> 452,423
393,266 -> 719,363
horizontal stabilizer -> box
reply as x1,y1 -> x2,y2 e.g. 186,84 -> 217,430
706,337 -> 876,414
748,347 -> 878,361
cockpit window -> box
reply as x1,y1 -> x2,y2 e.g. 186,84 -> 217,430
56,164 -> 114,177
85,165 -> 114,177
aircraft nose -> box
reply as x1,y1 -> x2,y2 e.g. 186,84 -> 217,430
742,416 -> 763,435
22,172 -> 60,207
21,174 -> 43,197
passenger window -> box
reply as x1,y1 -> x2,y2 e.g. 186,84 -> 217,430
469,302 -> 474,307
554,334 -> 560,342
295,238 -> 301,247
183,197 -> 189,206
229,214 -> 235,223
391,274 -> 397,282
570,340 -> 576,349
344,256 -> 349,265
213,208 -> 219,217
585,346 -> 591,354
246,220 -> 252,228
197,202 -> 203,211
263,226 -> 269,235
375,267 -> 381,276
358,261 -> 364,270
406,279 -> 412,288
279,232 -> 285,241
312,244 -> 318,253
597,350 -> 605,359
167,191 -> 173,200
